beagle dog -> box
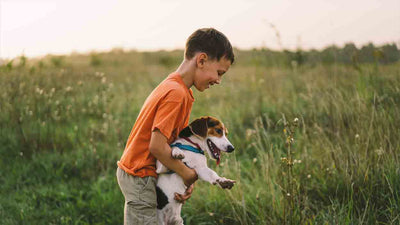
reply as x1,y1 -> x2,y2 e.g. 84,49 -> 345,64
156,116 -> 236,225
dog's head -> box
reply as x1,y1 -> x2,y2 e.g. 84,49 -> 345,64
179,116 -> 234,164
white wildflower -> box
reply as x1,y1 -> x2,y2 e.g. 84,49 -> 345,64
65,86 -> 72,92
375,147 -> 384,156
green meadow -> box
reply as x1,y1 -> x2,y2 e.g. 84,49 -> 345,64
1,49 -> 399,224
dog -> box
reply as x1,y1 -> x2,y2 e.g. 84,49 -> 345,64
156,116 -> 236,225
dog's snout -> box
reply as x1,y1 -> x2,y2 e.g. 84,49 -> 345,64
227,145 -> 235,153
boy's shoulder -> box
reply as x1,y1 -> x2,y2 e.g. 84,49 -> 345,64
154,75 -> 191,103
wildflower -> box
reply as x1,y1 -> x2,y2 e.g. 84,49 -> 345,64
20,152 -> 23,157
246,129 -> 256,140
286,137 -> 294,144
375,147 -> 384,156
253,158 -> 257,163
102,122 -> 109,131
95,72 -> 105,77
36,87 -> 44,95
287,193 -> 291,197
51,88 -> 56,93
355,134 -> 360,139
293,159 -> 302,164
65,86 -> 72,92
209,212 -> 214,216
307,174 -> 311,179
101,77 -> 107,84
293,118 -> 299,126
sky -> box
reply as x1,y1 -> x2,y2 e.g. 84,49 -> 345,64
1,0 -> 399,59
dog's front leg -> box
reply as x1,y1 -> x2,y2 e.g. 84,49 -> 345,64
171,147 -> 185,159
156,160 -> 169,174
195,167 -> 235,189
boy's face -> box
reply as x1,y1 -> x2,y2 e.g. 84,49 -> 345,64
194,54 -> 231,92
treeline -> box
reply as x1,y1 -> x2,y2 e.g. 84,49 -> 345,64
2,42 -> 398,70
237,42 -> 399,67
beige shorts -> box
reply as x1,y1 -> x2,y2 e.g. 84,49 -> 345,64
116,167 -> 157,225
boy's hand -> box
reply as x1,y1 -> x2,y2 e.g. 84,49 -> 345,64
174,184 -> 194,204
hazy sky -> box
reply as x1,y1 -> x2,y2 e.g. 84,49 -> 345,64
1,0 -> 399,59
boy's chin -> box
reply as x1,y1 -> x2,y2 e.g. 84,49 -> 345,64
194,85 -> 207,92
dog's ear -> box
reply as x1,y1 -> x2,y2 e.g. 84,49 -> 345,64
178,126 -> 193,138
189,117 -> 209,138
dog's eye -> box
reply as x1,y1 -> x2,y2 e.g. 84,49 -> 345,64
215,128 -> 223,135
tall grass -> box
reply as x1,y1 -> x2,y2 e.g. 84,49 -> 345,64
0,51 -> 399,224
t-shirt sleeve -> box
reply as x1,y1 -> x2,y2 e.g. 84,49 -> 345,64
152,91 -> 184,140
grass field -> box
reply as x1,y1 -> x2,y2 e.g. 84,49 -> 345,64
1,50 -> 399,224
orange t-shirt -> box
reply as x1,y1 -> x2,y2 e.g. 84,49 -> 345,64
117,73 -> 194,178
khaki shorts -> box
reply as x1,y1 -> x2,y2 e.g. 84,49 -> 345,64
116,167 -> 157,225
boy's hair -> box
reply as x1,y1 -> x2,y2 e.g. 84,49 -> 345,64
185,28 -> 235,64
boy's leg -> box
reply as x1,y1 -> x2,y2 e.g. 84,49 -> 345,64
116,167 -> 157,225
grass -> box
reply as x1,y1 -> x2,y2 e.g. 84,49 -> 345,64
0,50 -> 399,224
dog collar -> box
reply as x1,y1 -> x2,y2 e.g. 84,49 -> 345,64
170,142 -> 204,155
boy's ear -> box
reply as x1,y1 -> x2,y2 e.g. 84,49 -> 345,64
197,53 -> 208,67
189,117 -> 209,138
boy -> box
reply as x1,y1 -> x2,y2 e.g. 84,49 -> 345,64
116,28 -> 235,224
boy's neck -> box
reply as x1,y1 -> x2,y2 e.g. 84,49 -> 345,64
175,58 -> 196,89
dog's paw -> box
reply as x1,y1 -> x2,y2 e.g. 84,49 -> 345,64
214,177 -> 236,189
172,148 -> 185,159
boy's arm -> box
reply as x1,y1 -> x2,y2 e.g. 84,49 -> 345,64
149,130 -> 198,186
